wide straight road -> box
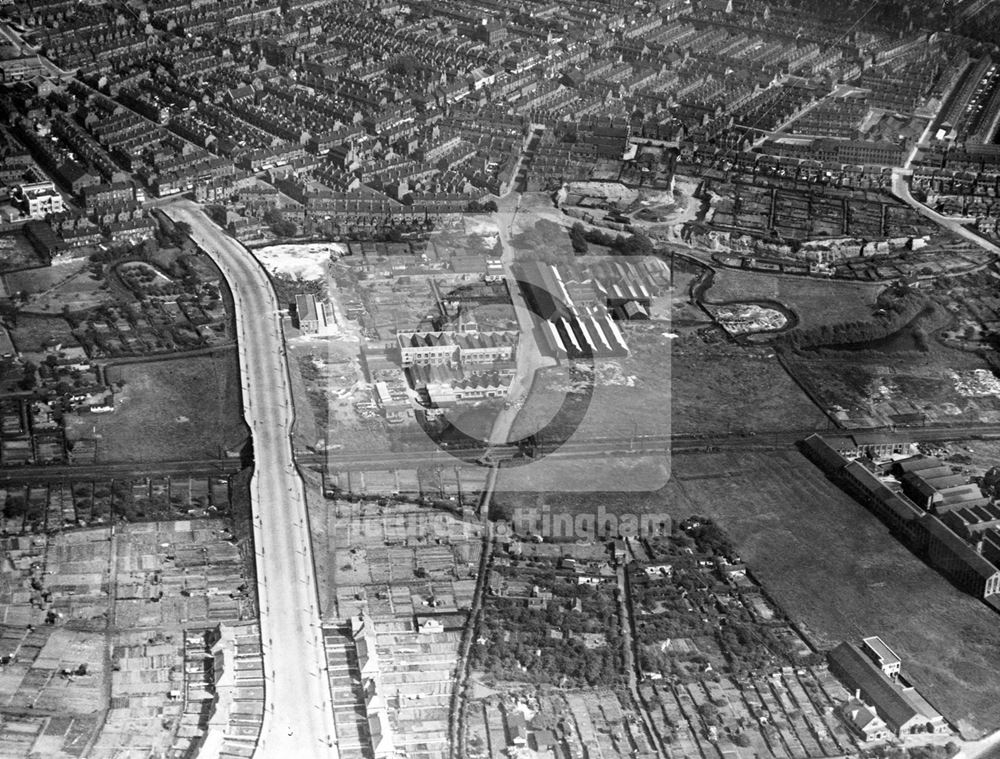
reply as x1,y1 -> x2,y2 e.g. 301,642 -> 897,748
489,194 -> 557,445
163,201 -> 338,758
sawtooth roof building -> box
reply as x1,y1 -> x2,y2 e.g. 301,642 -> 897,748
397,330 -> 517,366
514,260 -> 629,359
801,434 -> 1000,602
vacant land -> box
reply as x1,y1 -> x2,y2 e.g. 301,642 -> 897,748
495,451 -> 672,496
9,313 -> 80,353
704,269 -> 883,330
510,328 -> 827,441
65,352 -> 247,463
932,438 -> 1000,476
786,342 -> 1000,428
8,260 -> 110,313
0,232 -> 46,272
287,339 -> 322,451
510,356 -> 668,443
287,334 -> 396,454
491,485 -> 677,521
672,343 -> 828,434
508,217 -> 577,263
509,325 -> 673,447
669,259 -> 714,329
660,449 -> 1000,739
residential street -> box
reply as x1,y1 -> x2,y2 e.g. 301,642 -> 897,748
891,169 -> 1000,256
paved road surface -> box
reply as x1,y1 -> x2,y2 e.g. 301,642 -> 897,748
891,170 -> 1000,257
955,728 -> 1000,759
489,194 -> 557,445
0,22 -> 71,77
163,202 -> 338,759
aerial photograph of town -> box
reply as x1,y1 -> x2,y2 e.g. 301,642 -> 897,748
4,0 -> 1000,757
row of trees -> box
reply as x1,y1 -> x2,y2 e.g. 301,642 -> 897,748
205,205 -> 228,227
682,517 -> 736,557
472,631 -> 625,687
569,222 -> 655,255
778,289 -> 929,350
260,207 -> 438,242
263,209 -> 297,238
466,199 -> 499,213
158,217 -> 192,247
861,743 -> 960,759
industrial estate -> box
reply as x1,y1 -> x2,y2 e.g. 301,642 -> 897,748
2,0 -> 1000,758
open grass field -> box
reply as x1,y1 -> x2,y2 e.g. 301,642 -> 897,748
6,261 -> 84,293
671,342 -> 828,434
509,325 -> 673,443
495,451 -> 672,496
704,269 -> 884,330
10,313 -> 80,353
7,261 -> 111,314
0,231 -> 46,272
286,336 -> 322,452
492,469 -> 677,520
65,352 -> 248,463
510,328 -> 828,440
660,449 -> 1000,739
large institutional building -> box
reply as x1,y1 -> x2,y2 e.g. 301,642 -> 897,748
397,330 -> 517,367
11,181 -> 64,219
802,433 -> 1000,601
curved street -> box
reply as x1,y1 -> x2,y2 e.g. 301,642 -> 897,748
891,169 -> 1000,257
163,201 -> 338,759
